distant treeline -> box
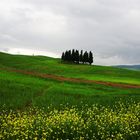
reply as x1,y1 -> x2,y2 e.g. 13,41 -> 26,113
61,49 -> 93,65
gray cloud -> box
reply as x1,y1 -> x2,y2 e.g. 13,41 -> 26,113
0,0 -> 140,65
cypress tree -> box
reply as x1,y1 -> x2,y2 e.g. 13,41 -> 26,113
72,49 -> 75,62
75,50 -> 79,64
68,50 -> 72,61
86,51 -> 89,63
61,52 -> 65,61
83,51 -> 88,64
88,51 -> 93,65
65,51 -> 69,61
80,50 -> 83,63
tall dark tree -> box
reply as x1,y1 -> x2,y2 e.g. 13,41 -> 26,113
65,51 -> 69,61
88,51 -> 93,65
83,51 -> 88,63
75,50 -> 79,64
67,50 -> 72,61
61,52 -> 65,61
72,49 -> 75,62
69,50 -> 72,61
80,50 -> 83,63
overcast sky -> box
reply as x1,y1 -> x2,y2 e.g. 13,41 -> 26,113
0,0 -> 140,65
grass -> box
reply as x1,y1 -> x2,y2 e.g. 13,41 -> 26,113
0,68 -> 140,110
0,52 -> 140,139
0,52 -> 140,85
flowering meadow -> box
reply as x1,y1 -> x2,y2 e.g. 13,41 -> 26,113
0,102 -> 140,140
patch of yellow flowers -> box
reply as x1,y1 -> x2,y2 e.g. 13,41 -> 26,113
0,102 -> 140,140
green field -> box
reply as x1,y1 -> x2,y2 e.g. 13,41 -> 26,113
0,52 -> 140,139
0,52 -> 140,85
0,52 -> 140,109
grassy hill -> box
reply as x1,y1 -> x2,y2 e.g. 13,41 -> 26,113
0,52 -> 140,109
0,52 -> 140,85
0,52 -> 140,139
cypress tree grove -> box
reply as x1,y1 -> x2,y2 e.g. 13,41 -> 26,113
61,50 -> 93,65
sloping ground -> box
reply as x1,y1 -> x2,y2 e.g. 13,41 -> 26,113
1,52 -> 140,85
0,52 -> 140,111
1,67 -> 140,89
0,51 -> 140,88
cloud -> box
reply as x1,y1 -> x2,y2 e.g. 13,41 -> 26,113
0,0 -> 140,65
